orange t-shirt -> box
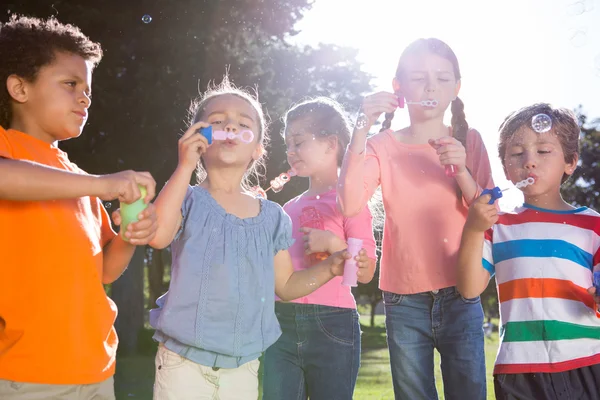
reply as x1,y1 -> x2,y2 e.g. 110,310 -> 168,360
0,128 -> 118,384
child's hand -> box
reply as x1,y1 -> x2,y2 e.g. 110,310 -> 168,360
98,170 -> 156,204
178,121 -> 211,172
328,250 -> 351,276
360,92 -> 399,128
328,248 -> 370,277
299,227 -> 343,255
112,203 -> 158,245
428,137 -> 467,174
586,286 -> 600,311
355,249 -> 371,280
465,194 -> 498,233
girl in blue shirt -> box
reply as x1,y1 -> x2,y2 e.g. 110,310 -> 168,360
148,78 -> 369,400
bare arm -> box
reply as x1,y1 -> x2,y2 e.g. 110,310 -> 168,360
149,166 -> 191,249
338,92 -> 396,217
0,158 -> 104,201
456,228 -> 490,298
456,195 -> 498,298
149,120 -> 210,249
102,203 -> 158,283
101,236 -> 136,284
0,158 -> 156,203
274,247 -> 371,301
274,250 -> 338,301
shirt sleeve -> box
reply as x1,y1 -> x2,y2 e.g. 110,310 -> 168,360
0,129 -> 13,159
343,205 -> 377,260
482,227 -> 495,277
273,203 -> 294,255
98,198 -> 117,247
337,138 -> 382,217
463,128 -> 495,206
173,185 -> 195,242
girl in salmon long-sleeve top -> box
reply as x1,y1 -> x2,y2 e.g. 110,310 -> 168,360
337,38 -> 495,400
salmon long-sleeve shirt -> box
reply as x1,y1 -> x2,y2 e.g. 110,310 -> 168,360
337,128 -> 494,294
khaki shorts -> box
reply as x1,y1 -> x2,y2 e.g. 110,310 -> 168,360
153,344 -> 259,400
0,376 -> 114,399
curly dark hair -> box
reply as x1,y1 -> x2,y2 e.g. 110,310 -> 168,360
0,15 -> 103,128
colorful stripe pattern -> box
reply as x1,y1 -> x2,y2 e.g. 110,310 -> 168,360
483,204 -> 600,374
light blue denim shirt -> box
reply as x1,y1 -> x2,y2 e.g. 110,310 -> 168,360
150,185 -> 293,368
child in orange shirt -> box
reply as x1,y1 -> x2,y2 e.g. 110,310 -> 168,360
0,15 -> 157,399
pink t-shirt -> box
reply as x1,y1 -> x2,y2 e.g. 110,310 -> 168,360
281,189 -> 377,309
338,128 -> 494,295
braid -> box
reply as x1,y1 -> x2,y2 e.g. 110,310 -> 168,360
380,112 -> 394,132
451,96 -> 468,148
450,96 -> 469,200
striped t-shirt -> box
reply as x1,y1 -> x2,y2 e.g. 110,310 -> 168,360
483,203 -> 600,375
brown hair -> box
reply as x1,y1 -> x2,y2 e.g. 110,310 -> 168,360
0,15 -> 103,128
188,76 -> 269,189
381,38 -> 468,151
282,97 -> 351,167
498,103 -> 580,184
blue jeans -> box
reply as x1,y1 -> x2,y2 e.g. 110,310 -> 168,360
384,286 -> 486,400
262,303 -> 361,400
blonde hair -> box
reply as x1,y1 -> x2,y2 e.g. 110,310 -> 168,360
188,76 -> 270,190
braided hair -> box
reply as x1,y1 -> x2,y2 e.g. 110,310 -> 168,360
383,38 -> 469,199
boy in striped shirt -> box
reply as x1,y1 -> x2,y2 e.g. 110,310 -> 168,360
457,103 -> 600,399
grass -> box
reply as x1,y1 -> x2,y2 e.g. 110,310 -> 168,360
115,314 -> 500,399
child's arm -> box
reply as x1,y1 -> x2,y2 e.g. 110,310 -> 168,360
101,203 -> 158,284
338,92 -> 397,217
149,121 -> 210,249
430,129 -> 494,205
456,194 -> 497,298
274,249 -> 370,301
0,158 -> 155,203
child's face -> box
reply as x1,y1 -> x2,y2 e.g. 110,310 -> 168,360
394,52 -> 460,120
201,94 -> 263,169
284,119 -> 337,178
17,51 -> 92,143
503,126 -> 577,199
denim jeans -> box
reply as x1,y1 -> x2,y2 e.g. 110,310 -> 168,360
262,303 -> 361,400
384,286 -> 486,400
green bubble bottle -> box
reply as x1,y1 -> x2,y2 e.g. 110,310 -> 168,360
120,185 -> 148,241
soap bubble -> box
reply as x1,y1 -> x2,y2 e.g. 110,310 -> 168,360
569,28 -> 587,47
531,114 -> 552,133
567,1 -> 586,15
141,14 -> 152,23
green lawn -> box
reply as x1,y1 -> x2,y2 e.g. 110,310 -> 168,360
115,315 -> 499,399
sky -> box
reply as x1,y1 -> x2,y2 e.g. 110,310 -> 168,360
290,0 -> 600,209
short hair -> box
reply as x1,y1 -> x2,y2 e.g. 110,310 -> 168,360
498,103 -> 580,184
0,15 -> 103,128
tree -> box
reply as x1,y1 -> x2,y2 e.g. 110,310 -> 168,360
3,1 -> 372,352
562,108 -> 600,208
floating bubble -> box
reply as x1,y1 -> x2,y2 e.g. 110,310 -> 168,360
531,114 -> 552,133
316,195 -> 320,200
569,28 -> 587,47
105,202 -> 112,209
141,14 -> 152,23
567,1 -> 586,15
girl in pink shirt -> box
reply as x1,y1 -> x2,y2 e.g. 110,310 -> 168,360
262,98 -> 377,400
338,38 -> 494,399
